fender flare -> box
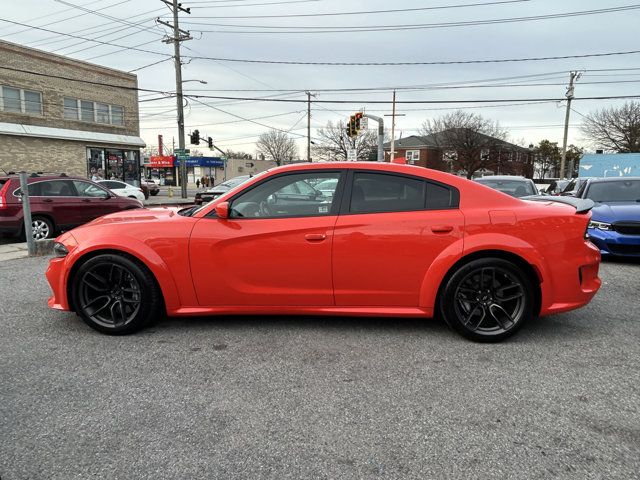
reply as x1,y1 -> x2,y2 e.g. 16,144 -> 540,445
418,233 -> 550,312
65,235 -> 181,310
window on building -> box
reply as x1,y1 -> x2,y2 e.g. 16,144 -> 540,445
2,87 -> 21,113
24,90 -> 42,114
96,103 -> 110,123
81,100 -> 94,122
1,86 -> 42,115
405,150 -> 420,164
111,105 -> 124,125
65,98 -> 124,125
64,97 -> 78,120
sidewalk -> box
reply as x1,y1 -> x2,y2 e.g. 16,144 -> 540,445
0,242 -> 28,262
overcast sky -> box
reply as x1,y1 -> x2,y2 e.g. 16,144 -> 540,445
2,0 -> 639,157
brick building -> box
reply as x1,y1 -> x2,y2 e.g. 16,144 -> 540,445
384,131 -> 534,178
0,40 -> 145,184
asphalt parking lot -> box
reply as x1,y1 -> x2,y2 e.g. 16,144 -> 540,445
1,257 -> 639,479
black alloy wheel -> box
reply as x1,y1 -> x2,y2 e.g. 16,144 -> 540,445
72,254 -> 161,335
440,258 -> 533,342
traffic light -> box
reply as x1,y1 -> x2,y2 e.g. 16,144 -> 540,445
354,112 -> 363,133
207,136 -> 213,148
349,115 -> 357,137
345,119 -> 353,138
190,129 -> 200,145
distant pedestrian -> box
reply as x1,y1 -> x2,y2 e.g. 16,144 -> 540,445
196,179 -> 200,189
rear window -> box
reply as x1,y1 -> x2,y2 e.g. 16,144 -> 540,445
476,178 -> 536,197
585,180 -> 640,203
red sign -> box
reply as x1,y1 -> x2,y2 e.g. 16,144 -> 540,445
149,155 -> 175,167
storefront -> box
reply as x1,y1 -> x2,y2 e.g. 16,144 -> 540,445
175,156 -> 225,185
146,155 -> 177,186
87,147 -> 141,185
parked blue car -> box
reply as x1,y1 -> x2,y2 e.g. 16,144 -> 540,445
576,177 -> 640,257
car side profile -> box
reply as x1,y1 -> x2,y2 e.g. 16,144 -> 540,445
1,174 -> 143,240
46,162 -> 601,342
97,180 -> 146,203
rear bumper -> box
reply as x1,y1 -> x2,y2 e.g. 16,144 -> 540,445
540,240 -> 601,316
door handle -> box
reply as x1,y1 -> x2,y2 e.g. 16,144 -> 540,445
431,225 -> 454,234
42,198 -> 53,203
82,199 -> 91,202
305,233 -> 326,242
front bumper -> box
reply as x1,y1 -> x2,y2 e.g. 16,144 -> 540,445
587,228 -> 640,257
45,233 -> 77,311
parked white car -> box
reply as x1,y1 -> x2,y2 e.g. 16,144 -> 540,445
97,180 -> 146,202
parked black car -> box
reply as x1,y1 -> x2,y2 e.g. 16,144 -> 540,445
194,175 -> 252,205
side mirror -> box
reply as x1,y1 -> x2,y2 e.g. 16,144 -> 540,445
215,201 -> 230,219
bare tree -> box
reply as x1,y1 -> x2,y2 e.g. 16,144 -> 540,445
313,120 -> 381,161
418,111 -> 509,178
225,149 -> 253,160
580,101 -> 640,153
255,130 -> 298,165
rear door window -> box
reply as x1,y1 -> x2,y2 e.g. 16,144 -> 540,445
24,180 -> 77,197
74,181 -> 109,197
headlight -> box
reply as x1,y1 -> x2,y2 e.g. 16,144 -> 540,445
588,220 -> 613,231
53,242 -> 69,258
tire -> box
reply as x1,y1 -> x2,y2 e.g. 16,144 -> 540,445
150,191 -> 159,196
72,253 -> 162,335
439,258 -> 533,342
31,216 -> 54,240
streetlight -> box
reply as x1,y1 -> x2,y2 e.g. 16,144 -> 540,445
182,79 -> 207,85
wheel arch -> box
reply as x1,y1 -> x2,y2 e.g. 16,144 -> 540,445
420,247 -> 544,318
65,246 -> 177,314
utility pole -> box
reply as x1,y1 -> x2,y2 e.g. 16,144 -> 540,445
306,91 -> 315,162
560,71 -> 581,179
384,90 -> 404,162
158,1 -> 191,198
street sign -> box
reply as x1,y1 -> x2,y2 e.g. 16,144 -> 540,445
174,148 -> 190,155
347,149 -> 357,161
360,117 -> 368,130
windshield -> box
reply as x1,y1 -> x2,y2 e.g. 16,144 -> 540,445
476,179 -> 536,197
585,180 -> 640,203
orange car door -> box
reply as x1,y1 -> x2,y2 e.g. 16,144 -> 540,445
189,170 -> 344,307
332,171 -> 464,307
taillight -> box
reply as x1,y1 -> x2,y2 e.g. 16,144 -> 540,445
0,181 -> 9,209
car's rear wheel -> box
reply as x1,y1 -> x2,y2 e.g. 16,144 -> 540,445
440,258 -> 533,342
72,254 -> 162,335
32,216 -> 54,240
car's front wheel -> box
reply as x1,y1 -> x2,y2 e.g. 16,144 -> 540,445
72,253 -> 162,335
440,258 -> 533,342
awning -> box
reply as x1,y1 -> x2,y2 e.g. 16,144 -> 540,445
175,156 -> 225,167
0,122 -> 146,148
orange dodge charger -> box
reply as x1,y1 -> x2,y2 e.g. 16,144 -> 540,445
46,162 -> 601,342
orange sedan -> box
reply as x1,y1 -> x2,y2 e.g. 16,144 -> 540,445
46,162 -> 601,342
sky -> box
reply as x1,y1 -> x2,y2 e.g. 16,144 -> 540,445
1,0 -> 639,158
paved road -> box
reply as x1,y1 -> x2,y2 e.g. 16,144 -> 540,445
1,257 -> 639,479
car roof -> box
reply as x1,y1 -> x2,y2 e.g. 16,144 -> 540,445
475,175 -> 528,180
0,174 -> 87,182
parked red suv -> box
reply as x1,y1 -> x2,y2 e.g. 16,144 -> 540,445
0,174 -> 143,240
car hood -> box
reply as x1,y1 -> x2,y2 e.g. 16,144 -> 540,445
591,202 -> 640,223
84,206 -> 182,226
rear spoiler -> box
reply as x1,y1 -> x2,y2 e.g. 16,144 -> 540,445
521,195 -> 594,214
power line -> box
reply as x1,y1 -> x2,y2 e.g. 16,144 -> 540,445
186,49 -> 640,66
183,93 -> 640,104
186,4 -> 640,33
0,17 -> 171,57
181,0 -> 531,19
190,0 -> 322,8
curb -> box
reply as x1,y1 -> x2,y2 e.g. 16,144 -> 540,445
33,239 -> 55,256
